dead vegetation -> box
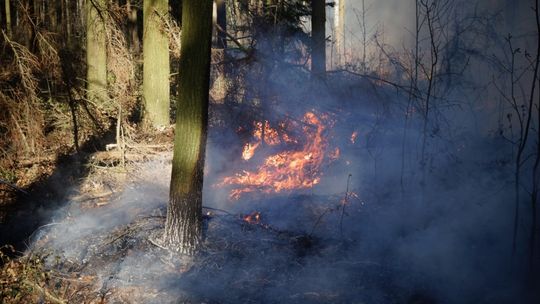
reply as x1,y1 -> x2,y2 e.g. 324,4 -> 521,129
0,2 -> 141,206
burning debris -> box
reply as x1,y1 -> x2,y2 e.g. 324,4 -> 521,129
243,211 -> 262,224
218,112 -> 338,199
350,131 -> 358,144
242,142 -> 260,161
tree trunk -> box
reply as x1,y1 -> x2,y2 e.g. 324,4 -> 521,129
86,0 -> 108,105
215,0 -> 226,49
163,0 -> 213,255
5,0 -> 11,38
311,0 -> 325,78
49,0 -> 58,33
143,0 -> 170,128
334,0 -> 345,66
65,0 -> 71,46
126,0 -> 140,53
361,0 -> 366,71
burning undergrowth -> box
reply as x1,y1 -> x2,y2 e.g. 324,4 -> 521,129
21,155 -> 380,303
9,64 -> 536,303
218,111 -> 338,200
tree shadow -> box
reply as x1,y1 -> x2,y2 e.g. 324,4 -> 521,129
0,129 -> 116,257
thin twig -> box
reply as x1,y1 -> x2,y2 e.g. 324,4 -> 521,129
340,174 -> 352,237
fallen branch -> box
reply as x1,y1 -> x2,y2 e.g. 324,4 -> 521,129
71,191 -> 114,203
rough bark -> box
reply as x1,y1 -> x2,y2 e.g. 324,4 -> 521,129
143,0 -> 170,128
86,0 -> 108,105
163,0 -> 213,255
311,0 -> 326,78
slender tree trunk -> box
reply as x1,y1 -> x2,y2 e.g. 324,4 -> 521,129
5,0 -> 11,38
86,0 -> 108,105
19,0 -> 34,50
361,0 -> 366,71
31,0 -> 37,26
334,0 -> 344,66
414,0 -> 419,95
400,0 -> 419,195
61,0 -> 65,36
126,0 -> 140,52
49,0 -> 57,32
79,0 -> 85,29
65,0 -> 71,46
215,0 -> 226,49
529,0 -> 540,270
163,0 -> 213,255
512,4 -> 540,256
419,0 -> 439,204
143,0 -> 170,128
311,0 -> 325,78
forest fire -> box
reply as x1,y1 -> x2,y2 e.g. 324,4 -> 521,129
218,112 -> 336,199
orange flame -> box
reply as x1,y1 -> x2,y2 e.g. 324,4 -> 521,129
329,147 -> 340,160
219,112 -> 334,199
350,131 -> 358,144
243,211 -> 261,224
242,142 -> 260,160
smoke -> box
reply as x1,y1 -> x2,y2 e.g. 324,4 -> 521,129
22,1 -> 540,303
30,72 -> 533,303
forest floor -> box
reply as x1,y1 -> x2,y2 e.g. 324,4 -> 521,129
0,86 -> 413,303
1,72 -> 536,303
0,146 -> 394,304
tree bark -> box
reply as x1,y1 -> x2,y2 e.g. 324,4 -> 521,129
126,0 -> 140,52
65,0 -> 71,46
86,0 -> 108,105
334,0 -> 345,66
5,0 -> 11,38
311,0 -> 326,78
163,0 -> 213,255
143,0 -> 170,128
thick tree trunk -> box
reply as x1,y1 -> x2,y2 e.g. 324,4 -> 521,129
143,0 -> 170,128
86,0 -> 108,105
163,0 -> 213,255
311,0 -> 325,78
